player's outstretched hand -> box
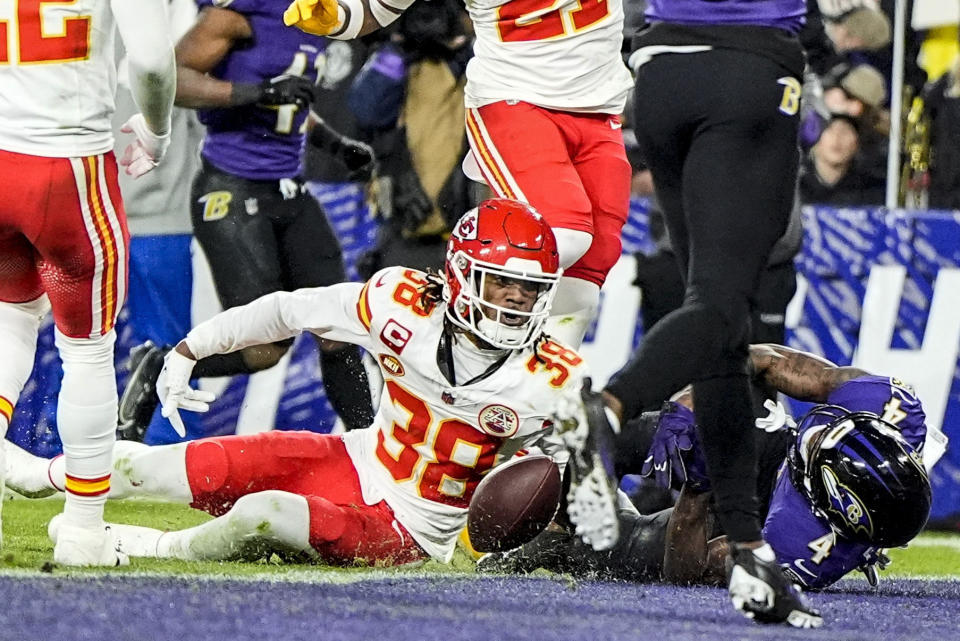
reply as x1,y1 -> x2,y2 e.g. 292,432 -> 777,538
259,74 -> 317,109
283,0 -> 341,35
119,114 -> 171,179
156,349 -> 216,438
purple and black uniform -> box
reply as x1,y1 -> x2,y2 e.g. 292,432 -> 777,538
197,0 -> 327,180
762,376 -> 928,589
645,0 -> 805,33
182,0 -> 376,434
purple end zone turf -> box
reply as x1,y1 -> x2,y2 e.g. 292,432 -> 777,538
1,575 -> 958,641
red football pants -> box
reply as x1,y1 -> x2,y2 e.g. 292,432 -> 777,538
466,102 -> 631,286
0,149 -> 128,338
185,431 -> 426,565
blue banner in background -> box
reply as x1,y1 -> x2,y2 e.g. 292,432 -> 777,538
9,194 -> 960,522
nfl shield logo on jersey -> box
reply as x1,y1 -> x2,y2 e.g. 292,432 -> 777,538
478,404 -> 519,438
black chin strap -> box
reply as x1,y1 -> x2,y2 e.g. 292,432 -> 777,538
436,322 -> 511,387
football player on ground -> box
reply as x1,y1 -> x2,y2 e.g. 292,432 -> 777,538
282,0 -> 634,348
481,345 -> 940,593
9,200 -> 586,566
117,0 -> 378,440
0,0 -> 175,564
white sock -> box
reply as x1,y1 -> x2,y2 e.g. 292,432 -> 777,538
157,492 -> 314,561
43,440 -> 192,502
107,523 -> 165,557
0,297 -> 47,545
109,441 -> 192,502
3,440 -> 59,497
752,543 -> 776,563
55,330 -> 118,529
544,277 -> 600,348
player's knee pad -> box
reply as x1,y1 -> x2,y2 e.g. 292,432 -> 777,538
306,495 -> 349,544
553,228 -> 594,270
185,439 -> 231,494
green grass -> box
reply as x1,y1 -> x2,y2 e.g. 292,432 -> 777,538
3,494 -> 959,582
887,532 -> 960,578
0,495 -> 475,579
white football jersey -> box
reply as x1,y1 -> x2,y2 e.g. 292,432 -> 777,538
0,0 -> 118,156
184,266 -> 587,562
464,0 -> 633,113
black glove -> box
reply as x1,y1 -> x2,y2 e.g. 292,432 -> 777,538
259,74 -> 316,108
231,74 -> 316,109
335,138 -> 377,182
309,121 -> 378,182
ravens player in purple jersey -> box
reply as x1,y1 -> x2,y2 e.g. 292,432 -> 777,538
481,345 -> 938,594
118,0 -> 379,439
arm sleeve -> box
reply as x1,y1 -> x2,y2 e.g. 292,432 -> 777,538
111,0 -> 176,134
184,282 -> 372,359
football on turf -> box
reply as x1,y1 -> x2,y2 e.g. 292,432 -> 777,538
467,455 -> 562,553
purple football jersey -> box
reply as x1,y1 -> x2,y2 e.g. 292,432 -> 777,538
645,0 -> 806,34
762,375 -> 927,589
197,0 -> 327,180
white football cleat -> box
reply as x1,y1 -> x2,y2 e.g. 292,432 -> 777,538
727,543 -> 822,628
49,514 -> 130,567
562,379 -> 621,551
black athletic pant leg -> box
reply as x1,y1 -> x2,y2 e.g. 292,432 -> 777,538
609,49 -> 800,542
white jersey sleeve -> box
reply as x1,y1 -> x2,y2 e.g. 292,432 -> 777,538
184,282 -> 373,359
338,267 -> 589,561
464,0 -> 633,112
112,0 -> 176,134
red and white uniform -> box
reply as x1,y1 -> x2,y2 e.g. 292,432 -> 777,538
0,0 -> 119,156
465,0 -> 632,113
183,266 -> 586,561
463,0 -> 633,285
0,0 -> 127,337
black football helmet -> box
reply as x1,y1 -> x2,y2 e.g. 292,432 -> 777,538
789,406 -> 931,548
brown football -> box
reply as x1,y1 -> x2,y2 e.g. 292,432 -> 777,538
467,454 -> 562,553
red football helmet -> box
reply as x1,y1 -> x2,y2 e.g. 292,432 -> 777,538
444,199 -> 561,349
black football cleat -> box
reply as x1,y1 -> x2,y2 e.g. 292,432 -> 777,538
476,529 -> 577,575
565,379 -> 621,552
117,341 -> 169,442
727,543 -> 823,628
